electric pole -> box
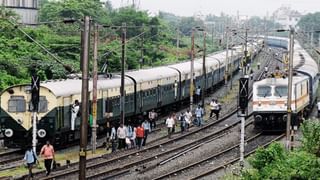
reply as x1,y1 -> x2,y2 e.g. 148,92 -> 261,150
140,27 -> 144,69
225,27 -> 229,85
286,27 -> 294,151
92,24 -> 98,154
31,70 -> 40,154
120,23 -> 126,125
190,28 -> 195,112
79,16 -> 90,180
201,30 -> 206,107
244,28 -> 248,75
176,28 -> 180,60
230,32 -> 234,90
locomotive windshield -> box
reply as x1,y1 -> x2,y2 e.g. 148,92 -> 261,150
274,86 -> 287,97
257,86 -> 271,97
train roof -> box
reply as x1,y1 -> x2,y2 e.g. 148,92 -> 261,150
168,60 -> 203,74
253,76 -> 308,86
41,76 -> 134,97
293,42 -> 319,78
125,66 -> 179,82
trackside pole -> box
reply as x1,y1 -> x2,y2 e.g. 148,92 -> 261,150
32,112 -> 37,153
238,76 -> 249,169
79,16 -> 90,180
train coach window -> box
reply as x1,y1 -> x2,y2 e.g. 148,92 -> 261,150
257,86 -> 271,97
274,86 -> 287,97
38,96 -> 48,113
8,96 -> 26,112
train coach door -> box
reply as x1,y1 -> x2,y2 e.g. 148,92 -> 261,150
157,81 -> 162,107
63,97 -> 71,128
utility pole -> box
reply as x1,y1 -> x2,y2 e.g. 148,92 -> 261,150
230,32 -> 234,90
79,16 -> 90,180
243,28 -> 248,75
239,76 -> 249,170
120,23 -> 126,125
201,30 -> 206,107
140,27 -> 144,69
211,23 -> 214,47
176,28 -> 180,60
286,27 -> 294,151
31,71 -> 40,154
190,29 -> 195,112
91,24 -> 99,154
310,27 -> 314,48
225,27 -> 229,85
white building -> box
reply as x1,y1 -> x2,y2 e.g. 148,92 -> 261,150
272,5 -> 302,29
0,0 -> 39,25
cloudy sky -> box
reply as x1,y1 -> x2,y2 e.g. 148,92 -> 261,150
105,0 -> 318,17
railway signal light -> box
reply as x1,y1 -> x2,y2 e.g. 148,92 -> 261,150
31,75 -> 40,112
239,77 -> 249,113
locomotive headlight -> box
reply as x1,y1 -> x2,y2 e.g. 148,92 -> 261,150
4,129 -> 13,138
255,115 -> 262,122
37,129 -> 46,138
17,118 -> 23,124
258,101 -> 261,107
283,115 -> 287,122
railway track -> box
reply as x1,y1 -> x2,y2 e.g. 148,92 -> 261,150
15,48 -> 276,179
154,133 -> 285,180
0,149 -> 24,171
189,134 -> 285,180
38,107 -> 240,179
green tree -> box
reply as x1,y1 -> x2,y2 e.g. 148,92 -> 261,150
301,119 -> 320,157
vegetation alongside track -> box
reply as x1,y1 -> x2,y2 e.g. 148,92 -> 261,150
230,119 -> 320,179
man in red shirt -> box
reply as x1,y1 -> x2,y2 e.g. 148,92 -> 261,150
40,141 -> 55,176
135,124 -> 144,149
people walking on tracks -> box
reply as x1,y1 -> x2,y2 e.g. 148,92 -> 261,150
172,112 -> 177,133
184,109 -> 192,131
148,109 -> 158,130
131,126 -> 137,148
142,119 -> 151,146
179,112 -> 186,133
195,104 -> 204,126
117,123 -> 127,150
40,141 -> 55,176
110,124 -> 117,152
135,124 -> 144,149
166,114 -> 175,138
126,123 -> 134,149
210,99 -> 219,119
24,145 -> 38,179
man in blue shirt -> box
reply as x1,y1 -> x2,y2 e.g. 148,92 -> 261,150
24,146 -> 38,179
195,104 -> 204,127
142,119 -> 151,146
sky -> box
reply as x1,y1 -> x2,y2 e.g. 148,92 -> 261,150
105,0 -> 319,17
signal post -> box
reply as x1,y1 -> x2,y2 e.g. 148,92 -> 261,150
238,76 -> 249,169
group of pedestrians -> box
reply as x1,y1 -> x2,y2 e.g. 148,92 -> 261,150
23,141 -> 55,179
109,118 -> 154,152
165,98 -> 221,138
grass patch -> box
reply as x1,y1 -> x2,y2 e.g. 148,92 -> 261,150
0,148 -> 109,178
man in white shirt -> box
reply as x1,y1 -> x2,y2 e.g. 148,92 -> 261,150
184,109 -> 192,131
195,86 -> 201,103
110,125 -> 117,152
148,109 -> 158,130
117,124 -> 127,150
166,114 -> 175,138
71,100 -> 80,131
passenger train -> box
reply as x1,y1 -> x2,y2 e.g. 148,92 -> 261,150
253,37 -> 319,131
0,41 -> 263,148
